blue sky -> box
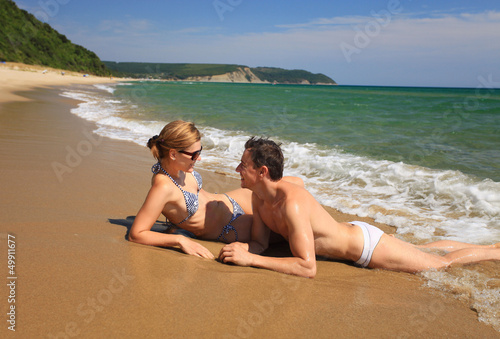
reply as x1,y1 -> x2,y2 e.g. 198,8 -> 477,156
14,0 -> 500,87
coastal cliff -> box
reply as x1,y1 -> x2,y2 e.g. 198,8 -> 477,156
184,66 -> 336,85
104,62 -> 337,85
184,67 -> 265,83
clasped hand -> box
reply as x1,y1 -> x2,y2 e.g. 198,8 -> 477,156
218,242 -> 253,266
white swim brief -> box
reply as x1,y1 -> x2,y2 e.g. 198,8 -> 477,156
351,221 -> 384,268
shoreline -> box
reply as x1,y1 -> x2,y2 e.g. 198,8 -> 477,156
1,67 -> 498,337
0,62 -> 122,102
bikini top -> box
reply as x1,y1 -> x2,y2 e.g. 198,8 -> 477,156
151,162 -> 203,225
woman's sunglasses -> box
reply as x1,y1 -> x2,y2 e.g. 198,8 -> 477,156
179,146 -> 203,161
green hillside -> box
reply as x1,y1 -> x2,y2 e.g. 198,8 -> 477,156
0,0 -> 336,83
103,62 -> 244,80
251,67 -> 335,84
0,0 -> 110,76
104,61 -> 336,84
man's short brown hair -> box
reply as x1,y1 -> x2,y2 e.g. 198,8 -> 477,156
244,137 -> 284,181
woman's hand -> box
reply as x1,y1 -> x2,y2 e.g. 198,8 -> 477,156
178,236 -> 215,259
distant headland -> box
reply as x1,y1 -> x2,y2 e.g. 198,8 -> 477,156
103,62 -> 337,85
0,0 -> 336,85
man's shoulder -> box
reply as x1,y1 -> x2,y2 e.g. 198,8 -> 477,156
279,181 -> 314,212
279,179 -> 310,199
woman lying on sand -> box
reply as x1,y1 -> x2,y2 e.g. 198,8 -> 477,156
129,120 -> 300,258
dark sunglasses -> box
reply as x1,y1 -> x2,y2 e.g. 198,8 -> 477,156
179,146 -> 202,161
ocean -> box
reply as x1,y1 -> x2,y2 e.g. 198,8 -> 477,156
60,81 -> 500,330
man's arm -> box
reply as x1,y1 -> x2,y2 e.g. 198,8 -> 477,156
219,196 -> 317,278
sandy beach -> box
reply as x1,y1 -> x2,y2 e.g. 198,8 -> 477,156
1,65 -> 499,338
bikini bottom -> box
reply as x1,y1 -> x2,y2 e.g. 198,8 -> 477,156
216,194 -> 245,243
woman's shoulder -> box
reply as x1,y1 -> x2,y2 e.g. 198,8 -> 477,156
150,173 -> 178,197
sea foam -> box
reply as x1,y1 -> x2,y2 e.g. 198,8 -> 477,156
60,85 -> 500,244
421,267 -> 500,332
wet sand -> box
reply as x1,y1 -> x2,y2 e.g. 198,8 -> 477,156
1,66 -> 499,337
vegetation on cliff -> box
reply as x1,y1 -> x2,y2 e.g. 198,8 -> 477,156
251,67 -> 335,84
104,62 -> 336,84
103,62 -> 244,80
0,0 -> 335,83
0,0 -> 110,76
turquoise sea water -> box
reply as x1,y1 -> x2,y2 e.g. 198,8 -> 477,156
64,81 -> 500,242
61,81 -> 500,330
124,83 -> 500,181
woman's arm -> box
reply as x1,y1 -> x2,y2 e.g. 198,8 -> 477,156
128,177 -> 214,259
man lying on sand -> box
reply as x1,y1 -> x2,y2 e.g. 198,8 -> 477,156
219,137 -> 500,278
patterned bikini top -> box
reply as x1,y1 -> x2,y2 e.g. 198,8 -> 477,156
151,162 -> 203,225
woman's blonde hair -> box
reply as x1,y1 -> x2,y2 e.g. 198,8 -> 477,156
147,120 -> 201,161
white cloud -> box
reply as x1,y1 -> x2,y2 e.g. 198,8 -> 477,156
275,16 -> 370,28
173,26 -> 221,34
98,18 -> 154,35
71,10 -> 500,86
184,11 -> 500,62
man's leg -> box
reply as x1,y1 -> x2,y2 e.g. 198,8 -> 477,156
417,240 -> 500,251
369,235 -> 500,273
